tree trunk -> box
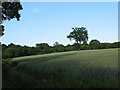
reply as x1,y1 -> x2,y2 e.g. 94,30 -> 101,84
78,44 -> 80,51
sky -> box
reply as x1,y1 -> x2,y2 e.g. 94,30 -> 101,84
20,0 -> 119,2
2,2 -> 118,47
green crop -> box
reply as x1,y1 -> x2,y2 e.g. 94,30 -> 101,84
3,48 -> 118,88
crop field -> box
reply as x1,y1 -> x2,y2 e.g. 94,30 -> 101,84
3,48 -> 118,88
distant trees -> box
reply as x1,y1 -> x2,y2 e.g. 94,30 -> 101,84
36,43 -> 51,54
89,39 -> 100,49
2,43 -> 36,59
67,27 -> 88,50
90,39 -> 100,45
53,44 -> 65,52
65,44 -> 75,51
110,42 -> 119,48
2,42 -> 120,59
53,42 -> 65,52
53,42 -> 59,46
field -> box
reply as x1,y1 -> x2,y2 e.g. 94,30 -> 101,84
3,48 -> 118,88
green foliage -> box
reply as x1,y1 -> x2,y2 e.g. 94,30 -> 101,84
67,27 -> 88,43
3,48 -> 15,58
89,39 -> 100,49
90,39 -> 100,45
98,43 -> 110,49
83,40 -> 88,45
67,27 -> 88,50
65,44 -> 75,51
2,2 -> 23,21
0,25 -> 5,36
109,42 -> 119,48
53,44 -> 65,52
80,44 -> 90,50
0,1 -> 23,36
36,43 -> 50,54
2,42 -> 120,59
2,44 -> 7,51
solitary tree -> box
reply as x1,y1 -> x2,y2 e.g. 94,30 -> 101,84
0,1 -> 23,36
67,27 -> 88,50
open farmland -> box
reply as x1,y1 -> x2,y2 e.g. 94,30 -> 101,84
3,48 -> 118,88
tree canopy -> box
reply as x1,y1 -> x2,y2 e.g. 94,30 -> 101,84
67,27 -> 88,50
90,39 -> 100,45
0,1 -> 23,36
2,42 -> 120,59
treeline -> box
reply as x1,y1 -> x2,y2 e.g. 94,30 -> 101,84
2,41 -> 120,59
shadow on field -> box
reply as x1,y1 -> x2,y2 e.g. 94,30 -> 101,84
11,53 -> 77,66
3,60 -> 118,88
2,49 -> 118,88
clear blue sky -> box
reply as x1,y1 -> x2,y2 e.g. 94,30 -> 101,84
2,2 -> 118,46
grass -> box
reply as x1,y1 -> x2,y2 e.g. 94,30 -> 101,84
2,48 -> 118,88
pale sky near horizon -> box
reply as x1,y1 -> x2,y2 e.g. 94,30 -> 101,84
2,2 -> 118,47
